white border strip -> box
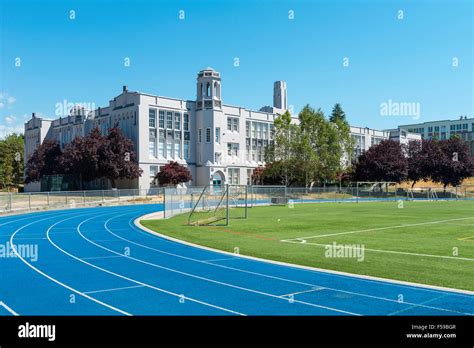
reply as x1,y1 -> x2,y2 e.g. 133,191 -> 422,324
136,212 -> 474,296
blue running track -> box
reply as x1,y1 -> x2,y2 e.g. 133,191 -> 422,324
1,204 -> 473,316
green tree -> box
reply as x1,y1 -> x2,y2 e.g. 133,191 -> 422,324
0,134 -> 24,190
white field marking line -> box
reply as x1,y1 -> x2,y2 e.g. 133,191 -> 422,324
119,213 -> 473,316
133,214 -> 474,314
89,213 -> 360,316
281,216 -> 474,242
81,255 -> 124,260
279,287 -> 325,298
388,294 -> 449,316
11,237 -> 47,240
281,239 -> 474,262
10,212 -> 131,316
48,213 -> 245,316
0,301 -> 19,316
84,285 -> 145,295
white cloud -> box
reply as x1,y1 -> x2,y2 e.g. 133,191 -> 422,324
0,124 -> 24,138
5,115 -> 16,125
7,96 -> 16,105
0,102 -> 4,109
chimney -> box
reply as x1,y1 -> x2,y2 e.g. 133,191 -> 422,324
32,112 -> 36,118
123,85 -> 128,93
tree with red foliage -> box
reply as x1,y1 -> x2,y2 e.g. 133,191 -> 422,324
99,127 -> 142,188
155,161 -> 192,186
25,139 -> 63,184
431,137 -> 474,188
353,140 -> 408,183
61,128 -> 106,189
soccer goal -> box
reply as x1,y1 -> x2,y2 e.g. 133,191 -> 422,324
355,182 -> 399,201
187,185 -> 248,226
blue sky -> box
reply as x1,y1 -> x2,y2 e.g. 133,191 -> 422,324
0,0 -> 472,137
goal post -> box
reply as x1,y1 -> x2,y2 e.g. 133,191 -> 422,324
187,184 -> 248,226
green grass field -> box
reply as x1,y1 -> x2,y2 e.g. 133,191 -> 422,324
141,200 -> 474,291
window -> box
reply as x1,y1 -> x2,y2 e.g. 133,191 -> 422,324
184,113 -> 189,131
166,111 -> 173,129
174,112 -> 181,130
252,123 -> 256,138
159,130 -> 165,157
227,143 -> 239,156
270,125 -> 275,140
246,122 -> 250,137
215,127 -> 220,143
428,127 -> 433,132
149,109 -> 156,128
148,138 -> 156,158
228,168 -> 239,184
227,117 -> 239,132
158,110 -> 165,128
150,165 -> 158,178
184,140 -> 190,160
174,132 -> 181,158
198,129 -> 202,143
206,128 -> 211,143
166,132 -> 173,158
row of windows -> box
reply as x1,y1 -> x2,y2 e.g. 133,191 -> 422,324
410,123 -> 474,134
246,121 -> 274,140
149,138 -> 190,160
149,109 -> 189,131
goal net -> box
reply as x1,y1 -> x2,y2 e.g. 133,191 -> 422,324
355,182 -> 399,200
187,185 -> 248,226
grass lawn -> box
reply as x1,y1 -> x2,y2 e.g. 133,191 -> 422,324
141,200 -> 474,291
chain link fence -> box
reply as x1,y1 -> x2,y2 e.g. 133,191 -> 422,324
0,188 -> 164,214
1,184 -> 472,216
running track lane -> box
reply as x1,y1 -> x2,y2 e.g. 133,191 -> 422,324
0,204 -> 473,315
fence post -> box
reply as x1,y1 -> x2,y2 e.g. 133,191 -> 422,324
65,191 -> 68,205
29,193 -> 31,210
356,183 -> 359,203
47,192 -> 50,207
163,188 -> 166,218
245,185 -> 248,219
226,184 -> 229,225
8,193 -> 12,212
102,190 -> 105,202
83,191 -> 86,206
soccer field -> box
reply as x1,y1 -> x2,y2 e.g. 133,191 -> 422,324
142,200 -> 474,291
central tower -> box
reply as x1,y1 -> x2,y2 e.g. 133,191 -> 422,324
196,67 -> 222,110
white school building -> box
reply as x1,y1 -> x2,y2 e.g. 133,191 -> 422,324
24,67 -> 413,192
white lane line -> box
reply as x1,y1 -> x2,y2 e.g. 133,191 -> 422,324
281,239 -> 474,261
0,301 -> 19,315
84,285 -> 145,295
204,257 -> 240,262
281,216 -> 474,242
280,287 -> 325,298
128,215 -> 474,315
10,212 -> 132,316
82,255 -> 124,260
388,295 -> 449,316
81,213 -> 360,316
47,213 -> 245,316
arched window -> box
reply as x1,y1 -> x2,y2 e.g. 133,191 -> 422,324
206,82 -> 210,97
